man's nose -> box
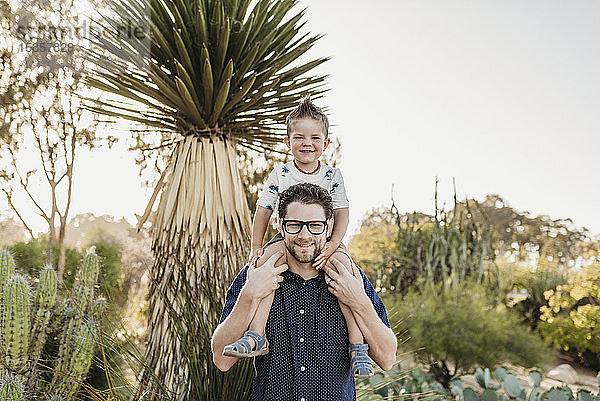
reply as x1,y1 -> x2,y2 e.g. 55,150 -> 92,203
297,225 -> 312,238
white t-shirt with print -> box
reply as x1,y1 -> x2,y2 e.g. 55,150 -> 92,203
256,161 -> 349,213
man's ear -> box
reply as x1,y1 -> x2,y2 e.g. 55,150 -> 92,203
284,136 -> 291,150
278,218 -> 284,235
326,217 -> 334,237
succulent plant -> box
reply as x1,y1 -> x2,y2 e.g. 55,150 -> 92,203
0,248 -> 103,401
0,274 -> 31,372
451,367 -> 600,401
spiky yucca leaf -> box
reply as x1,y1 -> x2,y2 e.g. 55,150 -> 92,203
83,0 -> 328,149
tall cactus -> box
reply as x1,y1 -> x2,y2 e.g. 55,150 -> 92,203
0,249 -> 16,286
27,266 -> 58,394
50,251 -> 100,400
50,319 -> 98,400
0,275 -> 30,373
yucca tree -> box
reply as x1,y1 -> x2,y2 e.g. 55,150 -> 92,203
82,0 -> 327,399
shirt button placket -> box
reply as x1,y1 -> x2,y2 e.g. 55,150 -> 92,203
298,281 -> 309,401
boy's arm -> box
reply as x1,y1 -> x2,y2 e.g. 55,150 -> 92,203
250,206 -> 274,265
314,207 -> 349,269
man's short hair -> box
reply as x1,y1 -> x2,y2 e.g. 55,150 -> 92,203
278,183 -> 334,220
285,95 -> 329,137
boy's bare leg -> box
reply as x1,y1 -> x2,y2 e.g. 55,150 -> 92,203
246,241 -> 286,348
327,251 -> 364,351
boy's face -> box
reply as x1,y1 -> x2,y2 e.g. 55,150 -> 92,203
285,118 -> 330,169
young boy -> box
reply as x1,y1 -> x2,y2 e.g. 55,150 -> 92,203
222,96 -> 374,378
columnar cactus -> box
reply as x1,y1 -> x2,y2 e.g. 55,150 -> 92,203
0,374 -> 25,401
26,266 -> 58,394
50,319 -> 98,400
0,248 -> 103,401
0,274 -> 31,372
0,249 -> 16,286
29,267 -> 58,365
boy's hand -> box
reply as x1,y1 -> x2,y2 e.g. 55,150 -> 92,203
313,242 -> 335,270
248,247 -> 264,268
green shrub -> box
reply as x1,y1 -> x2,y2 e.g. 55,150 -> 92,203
539,263 -> 600,369
390,282 -> 552,387
508,257 -> 568,329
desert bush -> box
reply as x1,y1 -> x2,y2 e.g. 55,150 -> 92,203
507,257 -> 568,329
390,281 -> 552,388
539,263 -> 600,369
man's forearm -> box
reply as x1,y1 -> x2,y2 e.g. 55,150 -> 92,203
352,299 -> 397,371
211,289 -> 260,371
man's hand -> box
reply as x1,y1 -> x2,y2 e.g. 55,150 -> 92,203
313,242 -> 335,270
242,251 -> 288,300
323,258 -> 370,309
248,247 -> 264,268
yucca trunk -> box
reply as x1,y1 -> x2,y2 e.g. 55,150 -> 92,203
139,133 -> 250,399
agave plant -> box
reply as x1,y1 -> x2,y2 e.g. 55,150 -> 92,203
82,0 -> 328,399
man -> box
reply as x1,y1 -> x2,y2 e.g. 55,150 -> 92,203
212,183 -> 397,401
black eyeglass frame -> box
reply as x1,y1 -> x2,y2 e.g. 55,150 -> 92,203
282,219 -> 328,235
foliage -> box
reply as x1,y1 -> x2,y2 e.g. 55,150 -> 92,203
539,263 -> 600,369
371,182 -> 496,296
356,365 -> 446,401
390,282 -> 552,387
0,249 -> 101,400
451,366 -> 600,401
507,258 -> 568,329
453,194 -> 591,267
83,0 -> 328,148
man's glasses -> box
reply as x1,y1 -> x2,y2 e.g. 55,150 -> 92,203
282,220 -> 327,235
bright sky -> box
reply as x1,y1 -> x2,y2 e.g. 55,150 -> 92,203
4,0 -> 599,241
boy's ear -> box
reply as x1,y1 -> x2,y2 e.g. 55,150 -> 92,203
284,136 -> 291,149
323,137 -> 331,150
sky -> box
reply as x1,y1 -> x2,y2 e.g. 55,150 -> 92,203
3,0 -> 599,242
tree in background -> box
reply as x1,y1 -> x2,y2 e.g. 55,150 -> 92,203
455,194 -> 591,267
82,0 -> 328,398
0,0 -> 113,282
539,262 -> 600,369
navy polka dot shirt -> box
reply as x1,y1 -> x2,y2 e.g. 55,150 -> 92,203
219,265 -> 391,401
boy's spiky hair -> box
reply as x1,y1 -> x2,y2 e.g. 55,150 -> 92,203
285,95 -> 329,137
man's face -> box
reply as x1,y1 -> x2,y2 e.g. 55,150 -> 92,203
279,201 -> 332,263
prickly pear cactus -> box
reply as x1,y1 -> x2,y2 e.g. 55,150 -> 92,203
0,374 -> 25,401
0,274 -> 31,372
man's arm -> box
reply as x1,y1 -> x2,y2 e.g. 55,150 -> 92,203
324,259 -> 397,371
211,252 -> 287,372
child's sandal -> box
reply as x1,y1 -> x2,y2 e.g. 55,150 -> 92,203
223,330 -> 269,358
349,343 -> 375,378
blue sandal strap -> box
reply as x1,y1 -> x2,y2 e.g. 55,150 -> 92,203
349,343 -> 369,353
244,330 -> 269,351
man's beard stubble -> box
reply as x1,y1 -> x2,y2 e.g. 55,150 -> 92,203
284,240 -> 322,263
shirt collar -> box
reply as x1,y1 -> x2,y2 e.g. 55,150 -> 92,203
282,269 -> 327,287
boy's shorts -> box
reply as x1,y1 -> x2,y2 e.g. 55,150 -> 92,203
263,233 -> 351,260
